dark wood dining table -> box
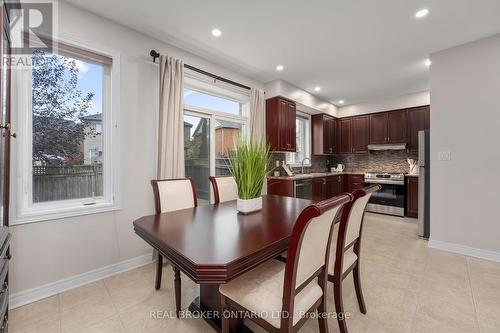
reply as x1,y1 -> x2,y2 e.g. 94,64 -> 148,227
133,194 -> 314,332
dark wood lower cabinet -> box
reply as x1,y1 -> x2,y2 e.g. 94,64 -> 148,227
406,176 -> 418,218
347,174 -> 365,193
267,179 -> 294,197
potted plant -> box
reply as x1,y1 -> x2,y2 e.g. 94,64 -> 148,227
228,140 -> 270,214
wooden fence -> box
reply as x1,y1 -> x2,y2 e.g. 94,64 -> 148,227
32,164 -> 103,203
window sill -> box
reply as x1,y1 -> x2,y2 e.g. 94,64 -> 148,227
11,202 -> 121,225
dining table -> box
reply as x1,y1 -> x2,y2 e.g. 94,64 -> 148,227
133,194 -> 314,333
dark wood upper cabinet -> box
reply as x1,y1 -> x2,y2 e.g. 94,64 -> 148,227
337,118 -> 352,154
387,110 -> 408,144
351,115 -> 369,153
266,96 -> 296,152
407,106 -> 430,152
312,114 -> 336,155
369,113 -> 388,144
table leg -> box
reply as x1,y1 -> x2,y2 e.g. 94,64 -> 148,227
188,284 -> 253,333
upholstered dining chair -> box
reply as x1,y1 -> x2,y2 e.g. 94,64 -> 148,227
219,193 -> 353,333
328,185 -> 381,333
150,178 -> 197,317
209,176 -> 238,204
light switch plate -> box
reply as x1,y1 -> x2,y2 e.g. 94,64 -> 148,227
438,151 -> 451,161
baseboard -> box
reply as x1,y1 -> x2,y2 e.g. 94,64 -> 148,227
10,253 -> 153,309
428,239 -> 500,263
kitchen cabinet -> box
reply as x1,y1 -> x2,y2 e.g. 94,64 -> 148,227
312,114 -> 336,155
266,96 -> 296,152
347,174 -> 365,193
387,110 -> 408,143
369,113 -> 388,144
326,175 -> 344,198
406,176 -> 418,218
267,179 -> 294,197
369,110 -> 408,145
312,177 -> 326,201
351,116 -> 369,153
407,106 -> 430,152
337,118 -> 352,154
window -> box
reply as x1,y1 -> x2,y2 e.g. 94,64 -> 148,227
13,41 -> 118,224
183,72 -> 249,204
286,114 -> 311,166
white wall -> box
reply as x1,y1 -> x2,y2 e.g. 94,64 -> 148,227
337,91 -> 430,118
429,33 -> 500,256
265,79 -> 338,117
10,2 -> 264,296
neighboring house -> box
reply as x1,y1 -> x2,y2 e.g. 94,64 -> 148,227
191,119 -> 239,157
82,113 -> 103,165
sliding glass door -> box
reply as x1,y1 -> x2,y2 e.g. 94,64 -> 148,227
184,114 -> 211,205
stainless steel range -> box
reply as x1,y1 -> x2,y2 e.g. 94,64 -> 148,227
364,172 -> 405,217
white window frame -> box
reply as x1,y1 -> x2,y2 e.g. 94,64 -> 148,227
11,38 -> 121,225
286,111 -> 311,167
182,72 -> 250,182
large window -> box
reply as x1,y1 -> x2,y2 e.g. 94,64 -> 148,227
13,41 -> 117,223
183,74 -> 249,204
287,114 -> 311,166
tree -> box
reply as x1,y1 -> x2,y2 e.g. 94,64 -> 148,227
32,49 -> 94,165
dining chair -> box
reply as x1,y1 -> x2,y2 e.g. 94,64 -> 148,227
328,184 -> 381,333
150,177 -> 197,317
209,176 -> 238,204
219,193 -> 353,333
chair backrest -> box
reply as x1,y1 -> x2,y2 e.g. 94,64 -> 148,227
334,185 -> 380,274
150,178 -> 198,214
281,193 -> 352,329
209,176 -> 238,204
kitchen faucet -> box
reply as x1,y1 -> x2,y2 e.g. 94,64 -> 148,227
301,157 -> 311,174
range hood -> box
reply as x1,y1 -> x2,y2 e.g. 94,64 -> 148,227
368,143 -> 407,151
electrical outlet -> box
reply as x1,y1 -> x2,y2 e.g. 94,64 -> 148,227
438,151 -> 451,161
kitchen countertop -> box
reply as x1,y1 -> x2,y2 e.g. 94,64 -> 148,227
267,171 -> 364,181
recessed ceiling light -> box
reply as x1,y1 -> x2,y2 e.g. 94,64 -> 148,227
211,28 -> 222,37
276,65 -> 284,71
425,59 -> 432,67
314,86 -> 321,92
338,100 -> 345,105
415,8 -> 429,19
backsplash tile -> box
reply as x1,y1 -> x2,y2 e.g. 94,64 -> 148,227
270,150 -> 418,175
332,150 -> 418,173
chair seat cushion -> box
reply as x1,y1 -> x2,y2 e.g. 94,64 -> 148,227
219,259 -> 323,329
328,244 -> 358,275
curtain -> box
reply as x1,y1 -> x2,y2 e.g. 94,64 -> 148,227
250,88 -> 266,142
157,55 -> 185,179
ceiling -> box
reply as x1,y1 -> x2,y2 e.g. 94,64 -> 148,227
64,0 -> 500,106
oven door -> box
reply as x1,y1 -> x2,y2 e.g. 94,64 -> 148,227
366,183 -> 405,216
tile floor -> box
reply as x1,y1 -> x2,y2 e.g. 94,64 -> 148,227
10,213 -> 500,333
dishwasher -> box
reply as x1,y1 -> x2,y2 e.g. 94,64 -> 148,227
294,179 -> 312,200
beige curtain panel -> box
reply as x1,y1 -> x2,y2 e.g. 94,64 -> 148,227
157,55 -> 185,179
250,88 -> 266,142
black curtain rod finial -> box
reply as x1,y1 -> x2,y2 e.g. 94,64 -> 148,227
150,50 -> 160,63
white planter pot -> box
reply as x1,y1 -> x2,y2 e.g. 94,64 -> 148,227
237,197 -> 262,214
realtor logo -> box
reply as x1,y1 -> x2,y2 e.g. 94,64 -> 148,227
6,0 -> 56,55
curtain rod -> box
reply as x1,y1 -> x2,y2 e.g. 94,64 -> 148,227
150,50 -> 251,91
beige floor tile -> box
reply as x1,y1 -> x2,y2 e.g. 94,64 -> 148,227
60,295 -> 118,333
413,296 -> 479,333
478,315 -> 500,333
11,213 -> 500,333
59,280 -> 109,311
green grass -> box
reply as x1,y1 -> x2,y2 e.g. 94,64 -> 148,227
228,140 -> 270,200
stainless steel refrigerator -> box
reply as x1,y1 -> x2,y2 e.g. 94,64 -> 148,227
418,130 -> 430,239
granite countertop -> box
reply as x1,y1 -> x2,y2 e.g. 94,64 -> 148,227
405,174 -> 419,177
267,171 -> 365,180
